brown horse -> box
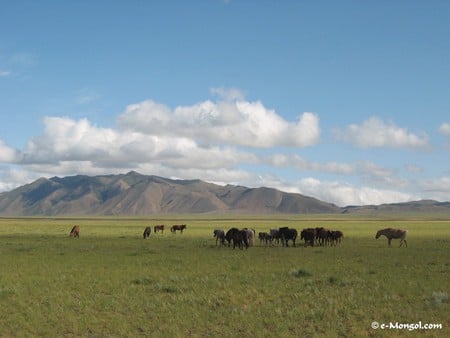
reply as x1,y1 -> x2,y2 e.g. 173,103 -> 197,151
171,224 -> 187,233
69,225 -> 80,238
154,225 -> 165,233
376,228 -> 408,247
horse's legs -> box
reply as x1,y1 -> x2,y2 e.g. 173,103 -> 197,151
388,238 -> 392,246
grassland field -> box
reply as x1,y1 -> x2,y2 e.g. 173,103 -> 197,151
0,214 -> 449,337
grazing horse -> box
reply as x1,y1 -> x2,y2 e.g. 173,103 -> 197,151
225,228 -> 249,250
330,230 -> 343,246
69,225 -> 80,238
154,225 -> 165,233
143,226 -> 151,239
171,224 -> 187,233
258,232 -> 272,245
315,227 -> 330,246
279,227 -> 297,247
269,229 -> 280,245
300,228 -> 315,247
376,228 -> 408,247
213,229 -> 226,246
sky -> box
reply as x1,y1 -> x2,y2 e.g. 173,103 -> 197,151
0,1 -> 449,207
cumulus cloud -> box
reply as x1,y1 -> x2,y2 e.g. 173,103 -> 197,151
24,117 -> 118,163
294,177 -> 415,206
18,114 -> 258,179
334,116 -> 429,149
118,99 -> 320,148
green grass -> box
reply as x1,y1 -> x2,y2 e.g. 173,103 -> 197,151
0,215 -> 449,337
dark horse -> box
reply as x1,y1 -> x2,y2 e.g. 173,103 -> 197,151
376,228 -> 407,247
154,224 -> 165,233
171,224 -> 187,233
213,229 -> 226,246
69,225 -> 80,238
300,228 -> 315,247
143,226 -> 151,239
225,228 -> 249,250
279,227 -> 297,247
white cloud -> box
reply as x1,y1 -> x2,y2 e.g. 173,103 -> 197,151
18,115 -> 258,179
334,116 -> 429,149
295,177 -> 415,206
439,122 -> 450,136
118,99 -> 320,148
24,117 -> 118,163
0,70 -> 11,77
0,140 -> 21,163
0,167 -> 39,192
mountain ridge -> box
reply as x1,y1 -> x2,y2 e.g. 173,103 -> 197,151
0,172 -> 448,216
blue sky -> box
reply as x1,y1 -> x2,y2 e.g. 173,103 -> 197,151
1,1 -> 449,206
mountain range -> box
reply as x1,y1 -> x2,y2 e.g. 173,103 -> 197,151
0,171 -> 448,216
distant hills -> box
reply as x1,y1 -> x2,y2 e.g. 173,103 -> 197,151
0,171 -> 448,216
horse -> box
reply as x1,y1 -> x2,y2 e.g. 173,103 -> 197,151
316,227 -> 331,246
258,232 -> 271,245
154,224 -> 165,233
213,229 -> 226,246
225,228 -> 249,250
242,228 -> 255,246
279,227 -> 297,247
69,225 -> 80,238
376,228 -> 408,247
300,228 -> 315,247
269,229 -> 280,245
143,226 -> 151,239
171,224 -> 187,233
330,230 -> 343,246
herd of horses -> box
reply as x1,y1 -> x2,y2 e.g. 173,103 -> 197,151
68,224 -> 408,248
214,227 -> 343,250
214,226 -> 407,249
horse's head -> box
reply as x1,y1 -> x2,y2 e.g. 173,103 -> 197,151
375,230 -> 381,239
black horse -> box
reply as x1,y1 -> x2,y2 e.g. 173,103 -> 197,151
279,227 -> 297,247
225,228 -> 249,250
300,228 -> 315,247
143,226 -> 151,239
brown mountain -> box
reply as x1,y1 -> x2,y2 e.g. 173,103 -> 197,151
0,171 -> 341,216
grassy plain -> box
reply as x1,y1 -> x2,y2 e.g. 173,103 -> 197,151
0,215 -> 449,337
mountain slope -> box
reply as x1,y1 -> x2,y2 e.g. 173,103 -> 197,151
0,172 -> 340,216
